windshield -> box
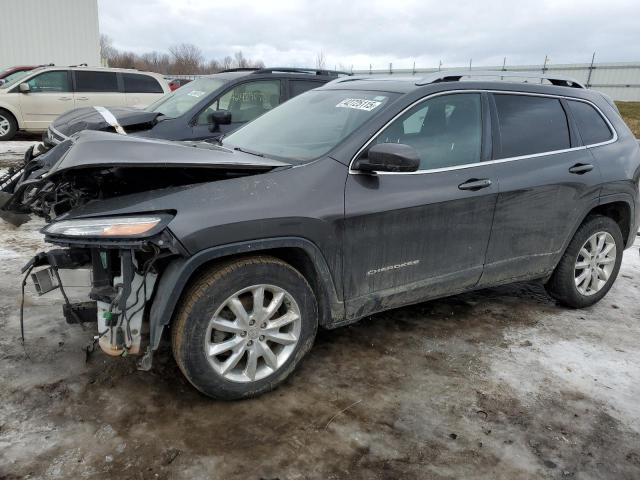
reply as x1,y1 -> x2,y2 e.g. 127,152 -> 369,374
0,70 -> 33,89
223,89 -> 398,161
145,77 -> 227,118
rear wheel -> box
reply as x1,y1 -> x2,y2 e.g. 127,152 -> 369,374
545,215 -> 623,308
171,256 -> 318,400
0,110 -> 17,141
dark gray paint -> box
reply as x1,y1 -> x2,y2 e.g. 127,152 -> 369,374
39,78 -> 640,343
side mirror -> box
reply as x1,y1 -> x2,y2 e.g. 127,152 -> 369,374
353,143 -> 420,173
207,110 -> 232,131
19,83 -> 30,93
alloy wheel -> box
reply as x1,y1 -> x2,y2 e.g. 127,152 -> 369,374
204,284 -> 302,382
574,231 -> 616,296
0,115 -> 10,137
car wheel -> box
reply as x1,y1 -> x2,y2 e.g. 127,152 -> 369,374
0,110 -> 17,141
545,215 -> 623,308
171,255 -> 318,400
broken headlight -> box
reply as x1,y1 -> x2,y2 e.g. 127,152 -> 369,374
42,215 -> 171,238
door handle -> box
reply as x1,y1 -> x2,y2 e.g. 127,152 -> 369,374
458,178 -> 492,191
58,97 -> 72,101
568,163 -> 594,174
76,96 -> 89,101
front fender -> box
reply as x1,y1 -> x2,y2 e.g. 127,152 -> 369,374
148,236 -> 344,350
0,101 -> 22,128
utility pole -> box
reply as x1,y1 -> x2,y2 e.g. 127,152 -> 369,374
369,63 -> 372,75
469,58 -> 472,71
438,60 -> 442,71
389,62 -> 393,74
412,60 -> 416,75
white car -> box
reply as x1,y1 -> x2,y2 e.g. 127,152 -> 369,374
0,66 -> 170,140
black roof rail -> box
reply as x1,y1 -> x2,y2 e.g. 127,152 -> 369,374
415,70 -> 585,88
256,67 -> 352,76
220,67 -> 260,73
220,67 -> 352,77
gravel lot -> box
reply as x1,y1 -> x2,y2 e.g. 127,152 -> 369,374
0,145 -> 639,479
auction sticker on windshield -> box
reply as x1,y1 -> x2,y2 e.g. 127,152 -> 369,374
336,98 -> 383,111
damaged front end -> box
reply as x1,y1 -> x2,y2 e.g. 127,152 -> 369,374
8,130 -> 290,367
23,214 -> 183,365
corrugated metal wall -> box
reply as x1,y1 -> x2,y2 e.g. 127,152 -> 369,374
0,0 -> 100,67
353,62 -> 640,101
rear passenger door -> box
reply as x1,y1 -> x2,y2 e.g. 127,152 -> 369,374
73,70 -> 126,108
479,93 -> 602,286
122,73 -> 166,108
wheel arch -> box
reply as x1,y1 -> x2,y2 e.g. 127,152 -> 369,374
0,103 -> 22,129
148,237 -> 344,351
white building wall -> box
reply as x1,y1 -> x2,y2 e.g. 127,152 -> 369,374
0,0 -> 100,67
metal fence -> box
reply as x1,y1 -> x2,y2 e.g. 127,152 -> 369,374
352,62 -> 640,101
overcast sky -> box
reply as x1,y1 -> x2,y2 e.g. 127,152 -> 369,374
98,0 -> 640,70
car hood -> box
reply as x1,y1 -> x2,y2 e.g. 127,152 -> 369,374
51,106 -> 162,137
46,130 -> 289,174
0,131 -> 290,225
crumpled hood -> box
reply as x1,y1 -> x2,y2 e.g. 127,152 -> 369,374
47,130 -> 290,175
51,106 -> 162,137
0,130 -> 290,225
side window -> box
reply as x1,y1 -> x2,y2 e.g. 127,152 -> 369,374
26,71 -> 70,92
197,80 -> 281,124
375,93 -> 482,170
123,73 -> 164,94
494,94 -> 570,158
567,100 -> 613,145
290,80 -> 323,97
75,71 -> 119,92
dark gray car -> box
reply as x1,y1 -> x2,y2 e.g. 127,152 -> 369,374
5,71 -> 639,399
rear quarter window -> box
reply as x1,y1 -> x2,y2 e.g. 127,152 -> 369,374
567,100 -> 613,145
75,71 -> 119,92
494,94 -> 570,158
123,73 -> 164,94
290,80 -> 324,97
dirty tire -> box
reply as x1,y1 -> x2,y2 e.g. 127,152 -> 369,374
171,255 -> 318,400
546,215 -> 623,308
0,109 -> 17,141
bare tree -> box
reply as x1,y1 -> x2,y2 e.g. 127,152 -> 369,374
99,34 -> 116,65
315,50 -> 326,70
169,43 -> 205,74
233,51 -> 249,69
96,37 -> 264,76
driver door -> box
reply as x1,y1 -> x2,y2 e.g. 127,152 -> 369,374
343,92 -> 499,318
190,79 -> 282,140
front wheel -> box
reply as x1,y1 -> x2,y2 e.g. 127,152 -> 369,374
545,215 -> 623,308
171,256 -> 318,400
0,110 -> 17,141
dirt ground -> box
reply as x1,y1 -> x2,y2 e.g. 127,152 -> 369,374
0,214 -> 639,479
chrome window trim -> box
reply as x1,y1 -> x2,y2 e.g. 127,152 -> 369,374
348,89 -> 618,176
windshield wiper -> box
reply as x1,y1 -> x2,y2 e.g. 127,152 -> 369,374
233,146 -> 264,157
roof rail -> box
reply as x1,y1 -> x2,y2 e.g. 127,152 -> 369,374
221,67 -> 352,76
415,70 -> 585,88
220,67 -> 260,73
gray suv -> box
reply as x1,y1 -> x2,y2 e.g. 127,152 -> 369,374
4,70 -> 639,400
